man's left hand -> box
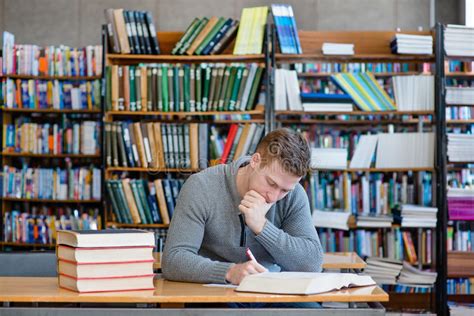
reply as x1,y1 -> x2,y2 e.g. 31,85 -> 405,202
239,190 -> 273,234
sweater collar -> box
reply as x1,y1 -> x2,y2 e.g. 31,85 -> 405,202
226,155 -> 251,213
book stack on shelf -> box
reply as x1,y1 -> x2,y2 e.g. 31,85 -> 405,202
56,229 -> 155,293
272,29 -> 438,311
444,25 -> 474,57
104,9 -> 160,55
322,43 -> 354,56
390,33 -> 433,55
0,33 -> 103,249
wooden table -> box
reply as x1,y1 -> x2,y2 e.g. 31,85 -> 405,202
153,252 -> 366,271
0,277 -> 387,315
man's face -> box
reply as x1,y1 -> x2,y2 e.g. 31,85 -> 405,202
248,154 -> 302,204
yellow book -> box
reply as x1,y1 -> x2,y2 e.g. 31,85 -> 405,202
234,8 -> 251,55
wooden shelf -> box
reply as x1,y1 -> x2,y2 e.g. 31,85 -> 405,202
447,120 -> 474,124
276,53 -> 434,63
0,197 -> 101,203
445,55 -> 474,62
0,242 -> 55,248
298,71 -> 431,78
279,118 -> 427,125
446,104 -> 474,107
276,110 -> 435,116
384,292 -> 433,312
105,109 -> 264,117
106,53 -> 265,63
106,167 -> 200,173
106,222 -> 169,229
1,152 -> 101,159
447,294 -> 474,303
446,72 -> 474,78
448,161 -> 474,165
1,108 -> 101,114
0,74 -> 101,80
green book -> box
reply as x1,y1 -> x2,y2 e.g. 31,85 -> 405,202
156,67 -> 163,111
183,65 -> 190,112
136,180 -> 154,224
228,66 -> 243,111
195,65 -> 202,111
171,18 -> 201,55
195,17 -> 226,55
130,180 -> 149,224
235,67 -> 249,111
106,181 -> 123,223
211,66 -> 224,111
105,66 -> 112,111
161,65 -> 169,112
201,64 -> 212,111
218,66 -> 231,111
178,18 -> 208,55
147,68 -> 153,111
129,66 -> 136,111
173,65 -> 180,112
223,66 -> 237,111
113,180 -> 133,224
208,67 -> 218,110
135,67 -> 142,111
190,64 -> 196,112
246,66 -> 263,110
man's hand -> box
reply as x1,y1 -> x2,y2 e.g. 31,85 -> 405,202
225,261 -> 268,285
239,190 -> 273,234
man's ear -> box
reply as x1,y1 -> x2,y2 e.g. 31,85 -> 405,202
249,152 -> 261,170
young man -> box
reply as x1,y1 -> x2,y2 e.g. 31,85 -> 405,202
162,128 -> 323,285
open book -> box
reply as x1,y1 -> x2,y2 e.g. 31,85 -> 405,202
236,272 -> 376,295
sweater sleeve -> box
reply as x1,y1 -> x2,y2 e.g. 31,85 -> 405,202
254,184 -> 324,272
161,175 -> 233,283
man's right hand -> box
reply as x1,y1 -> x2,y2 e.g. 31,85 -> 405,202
225,261 -> 268,285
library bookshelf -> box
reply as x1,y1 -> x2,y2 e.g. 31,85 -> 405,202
101,28 -> 269,233
0,75 -> 103,250
270,29 -> 441,313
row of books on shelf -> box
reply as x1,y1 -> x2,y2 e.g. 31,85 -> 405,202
2,31 -> 102,76
233,6 -> 268,55
2,79 -> 101,110
3,119 -> 100,155
104,9 -> 160,55
294,62 -> 421,74
1,165 -> 101,201
271,4 -> 302,54
106,178 -> 183,225
3,207 -> 100,244
447,134 -> 474,163
106,63 -> 264,112
446,106 -> 473,120
382,284 -> 432,293
448,169 -> 474,187
364,257 -> 436,289
306,171 -> 433,216
446,87 -> 474,105
317,227 -> 432,265
447,60 -> 474,73
171,17 -> 238,56
448,187 -> 474,220
447,223 -> 474,252
447,278 -> 474,295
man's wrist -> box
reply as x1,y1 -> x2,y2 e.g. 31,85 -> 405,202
253,219 -> 267,235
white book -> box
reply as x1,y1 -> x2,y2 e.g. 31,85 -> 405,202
57,229 -> 155,248
236,272 -> 376,295
59,274 -> 154,293
350,135 -> 378,169
285,70 -> 303,111
312,210 -> 351,231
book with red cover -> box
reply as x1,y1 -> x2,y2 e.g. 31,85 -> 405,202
220,124 -> 239,164
59,273 -> 155,293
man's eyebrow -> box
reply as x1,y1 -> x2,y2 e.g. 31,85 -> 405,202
266,176 -> 293,192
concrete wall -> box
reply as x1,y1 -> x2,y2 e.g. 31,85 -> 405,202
0,0 -> 462,47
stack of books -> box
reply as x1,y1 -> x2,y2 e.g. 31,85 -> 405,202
322,43 -> 354,55
447,133 -> 474,162
448,187 -> 474,220
104,9 -> 160,55
397,262 -> 437,289
57,229 -> 155,293
233,6 -> 268,55
444,24 -> 474,57
171,17 -> 239,55
312,210 -> 352,231
362,257 -> 403,285
271,4 -> 302,54
392,75 -> 435,111
310,148 -> 348,170
390,33 -> 433,55
331,73 -> 396,111
396,204 -> 438,228
446,87 -> 474,105
300,92 -> 353,112
356,215 -> 393,228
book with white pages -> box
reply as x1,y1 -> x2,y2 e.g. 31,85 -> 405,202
285,70 -> 303,111
311,148 -> 348,170
236,272 -> 376,295
349,135 -> 378,169
312,210 -> 351,231
302,103 -> 353,112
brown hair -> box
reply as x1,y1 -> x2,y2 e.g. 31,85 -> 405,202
255,128 -> 310,177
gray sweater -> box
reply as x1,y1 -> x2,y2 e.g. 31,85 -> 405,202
162,156 -> 323,284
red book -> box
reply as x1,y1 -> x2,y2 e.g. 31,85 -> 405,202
220,124 -> 239,164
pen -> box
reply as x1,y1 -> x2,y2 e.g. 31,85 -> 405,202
246,247 -> 257,262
